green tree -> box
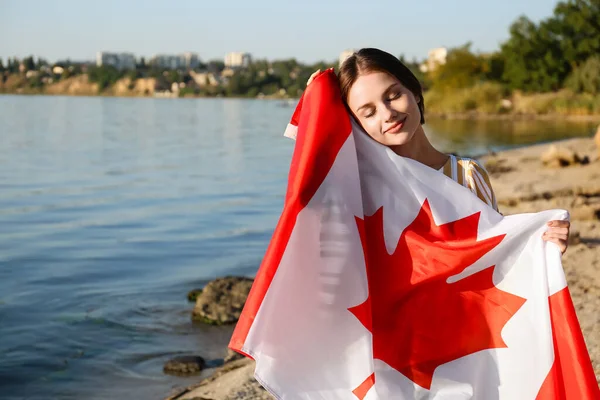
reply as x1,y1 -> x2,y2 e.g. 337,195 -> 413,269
500,16 -> 567,91
286,83 -> 301,97
126,69 -> 141,81
167,70 -> 182,83
88,65 -> 124,91
207,60 -> 225,73
430,43 -> 487,90
28,75 -> 43,89
22,56 -> 36,71
499,1 -> 600,92
153,75 -> 170,91
195,61 -> 207,71
252,59 -> 270,72
261,82 -> 280,95
565,55 -> 600,94
0,58 -> 4,72
400,55 -> 430,90
148,68 -> 164,79
271,59 -> 299,88
134,57 -> 147,72
9,58 -> 19,73
551,0 -> 600,67
246,87 -> 260,98
226,72 -> 245,96
182,73 -> 194,85
483,52 -> 505,83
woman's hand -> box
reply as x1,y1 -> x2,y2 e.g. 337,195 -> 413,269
543,220 -> 570,255
306,69 -> 322,87
306,68 -> 335,87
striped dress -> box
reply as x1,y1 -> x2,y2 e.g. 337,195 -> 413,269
439,154 -> 499,212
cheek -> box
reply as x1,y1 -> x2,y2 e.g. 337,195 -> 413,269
411,100 -> 422,116
393,96 -> 412,112
359,118 -> 381,137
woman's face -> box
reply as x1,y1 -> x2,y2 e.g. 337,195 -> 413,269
346,71 -> 421,147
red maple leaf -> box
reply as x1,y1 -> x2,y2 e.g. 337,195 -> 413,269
349,199 -> 526,391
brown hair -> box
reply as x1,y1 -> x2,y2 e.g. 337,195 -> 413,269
338,48 -> 425,124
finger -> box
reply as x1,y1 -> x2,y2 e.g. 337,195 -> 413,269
546,227 -> 569,235
543,232 -> 568,242
543,230 -> 569,238
306,70 -> 321,86
547,220 -> 570,228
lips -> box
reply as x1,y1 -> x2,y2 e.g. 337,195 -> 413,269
385,117 -> 407,134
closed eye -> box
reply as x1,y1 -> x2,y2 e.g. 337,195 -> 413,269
387,91 -> 401,101
363,108 -> 375,118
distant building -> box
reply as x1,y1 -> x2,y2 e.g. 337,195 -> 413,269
224,52 -> 251,68
221,68 -> 236,78
190,70 -> 220,86
151,55 -> 182,70
419,47 -> 447,73
182,52 -> 200,69
339,49 -> 355,67
150,52 -> 200,70
96,52 -> 136,70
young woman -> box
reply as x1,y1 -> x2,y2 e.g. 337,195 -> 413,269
307,48 -> 570,253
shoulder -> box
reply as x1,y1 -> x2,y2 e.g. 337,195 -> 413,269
459,158 -> 491,178
456,157 -> 498,211
454,157 -> 491,180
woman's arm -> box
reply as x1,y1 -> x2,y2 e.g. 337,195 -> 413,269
467,160 -> 570,255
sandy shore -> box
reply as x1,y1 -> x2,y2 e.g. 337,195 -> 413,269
166,136 -> 600,400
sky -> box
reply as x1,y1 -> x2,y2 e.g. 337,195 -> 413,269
0,0 -> 561,64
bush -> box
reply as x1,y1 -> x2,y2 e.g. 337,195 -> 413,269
565,56 -> 600,95
512,90 -> 600,115
428,44 -> 488,91
424,82 -> 507,114
178,87 -> 197,97
88,66 -> 124,92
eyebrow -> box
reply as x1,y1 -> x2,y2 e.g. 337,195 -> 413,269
355,83 -> 401,113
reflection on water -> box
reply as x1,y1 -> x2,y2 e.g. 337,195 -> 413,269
425,117 -> 597,156
0,94 -> 595,399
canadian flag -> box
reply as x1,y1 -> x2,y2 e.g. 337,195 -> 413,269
229,70 -> 598,399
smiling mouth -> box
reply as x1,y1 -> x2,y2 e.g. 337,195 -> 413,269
385,117 -> 407,134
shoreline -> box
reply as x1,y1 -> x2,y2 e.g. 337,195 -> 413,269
0,91 -> 293,101
2,92 -> 600,122
165,134 -> 600,399
428,111 -> 600,122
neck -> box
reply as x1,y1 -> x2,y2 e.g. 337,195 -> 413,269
389,125 -> 448,170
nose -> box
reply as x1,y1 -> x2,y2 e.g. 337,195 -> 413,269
382,103 -> 397,122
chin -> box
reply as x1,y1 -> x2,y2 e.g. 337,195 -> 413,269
381,131 -> 414,147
